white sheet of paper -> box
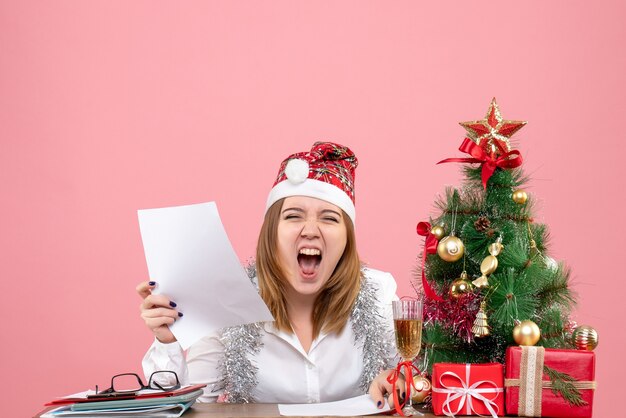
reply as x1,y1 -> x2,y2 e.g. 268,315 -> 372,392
59,390 -> 95,399
138,201 -> 274,350
278,395 -> 391,416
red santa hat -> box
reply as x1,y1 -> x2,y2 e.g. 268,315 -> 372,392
266,142 -> 358,223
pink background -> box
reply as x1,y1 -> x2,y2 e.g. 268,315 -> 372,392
1,1 -> 622,416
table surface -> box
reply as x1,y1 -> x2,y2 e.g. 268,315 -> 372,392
35,402 -> 441,417
186,403 -> 438,417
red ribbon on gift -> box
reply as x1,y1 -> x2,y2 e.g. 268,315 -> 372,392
386,360 -> 423,416
416,222 -> 444,302
437,137 -> 523,189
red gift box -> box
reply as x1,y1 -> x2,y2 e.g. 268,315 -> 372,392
505,346 -> 596,417
432,363 -> 504,417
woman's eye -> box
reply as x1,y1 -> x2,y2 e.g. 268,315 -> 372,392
323,217 -> 339,223
284,214 -> 301,220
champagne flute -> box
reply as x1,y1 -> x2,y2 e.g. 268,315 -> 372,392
392,299 -> 424,416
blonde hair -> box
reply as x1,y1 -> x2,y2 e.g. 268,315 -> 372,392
256,198 -> 362,339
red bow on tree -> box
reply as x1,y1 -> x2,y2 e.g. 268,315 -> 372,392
416,222 -> 444,302
438,138 -> 523,189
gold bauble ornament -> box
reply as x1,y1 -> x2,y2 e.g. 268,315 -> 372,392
430,224 -> 446,240
512,189 -> 528,204
513,320 -> 541,346
572,325 -> 599,351
410,375 -> 432,404
437,235 -> 465,262
450,271 -> 474,298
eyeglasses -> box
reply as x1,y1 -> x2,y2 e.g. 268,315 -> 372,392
94,371 -> 180,397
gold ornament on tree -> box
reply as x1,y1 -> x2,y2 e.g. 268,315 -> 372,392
450,271 -> 474,298
572,325 -> 598,351
473,236 -> 503,288
512,189 -> 528,204
430,223 -> 446,240
410,375 -> 432,404
437,208 -> 465,262
513,320 -> 541,346
437,235 -> 465,262
472,301 -> 490,338
450,256 -> 474,298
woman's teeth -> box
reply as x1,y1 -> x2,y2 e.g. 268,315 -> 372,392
299,248 -> 321,256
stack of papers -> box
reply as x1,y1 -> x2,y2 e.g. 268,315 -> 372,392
42,402 -> 195,417
43,385 -> 205,417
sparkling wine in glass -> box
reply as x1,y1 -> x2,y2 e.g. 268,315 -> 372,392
392,299 -> 423,416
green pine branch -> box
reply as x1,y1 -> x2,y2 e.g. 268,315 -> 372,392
537,307 -> 574,348
537,264 -> 576,310
529,223 -> 549,251
489,268 -> 538,330
420,323 -> 509,373
420,323 -> 467,373
434,187 -> 463,215
543,365 -> 588,407
498,233 -> 534,270
463,166 -> 529,191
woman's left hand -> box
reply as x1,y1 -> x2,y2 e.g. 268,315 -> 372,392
368,369 -> 405,410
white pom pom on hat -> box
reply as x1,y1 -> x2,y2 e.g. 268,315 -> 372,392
284,159 -> 310,184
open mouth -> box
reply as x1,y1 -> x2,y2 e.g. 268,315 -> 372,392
297,248 -> 322,277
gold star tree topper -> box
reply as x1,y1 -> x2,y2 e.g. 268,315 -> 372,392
459,98 -> 527,155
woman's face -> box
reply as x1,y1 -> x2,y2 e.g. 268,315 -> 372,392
276,196 -> 348,299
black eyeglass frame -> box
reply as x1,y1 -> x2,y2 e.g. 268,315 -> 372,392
95,371 -> 180,396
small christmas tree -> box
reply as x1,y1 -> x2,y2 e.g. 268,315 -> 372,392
415,98 -> 576,373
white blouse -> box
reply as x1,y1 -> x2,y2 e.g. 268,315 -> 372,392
142,267 -> 398,403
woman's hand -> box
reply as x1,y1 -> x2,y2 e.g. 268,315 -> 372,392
136,281 -> 181,344
369,369 -> 405,410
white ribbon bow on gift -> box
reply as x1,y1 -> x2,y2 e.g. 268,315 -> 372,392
432,364 -> 503,418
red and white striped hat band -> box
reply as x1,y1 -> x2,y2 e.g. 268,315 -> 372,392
265,142 -> 358,223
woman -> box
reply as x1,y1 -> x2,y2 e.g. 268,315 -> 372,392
137,142 -> 404,407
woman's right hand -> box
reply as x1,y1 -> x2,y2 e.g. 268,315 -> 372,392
136,281 -> 181,344
369,369 -> 405,410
